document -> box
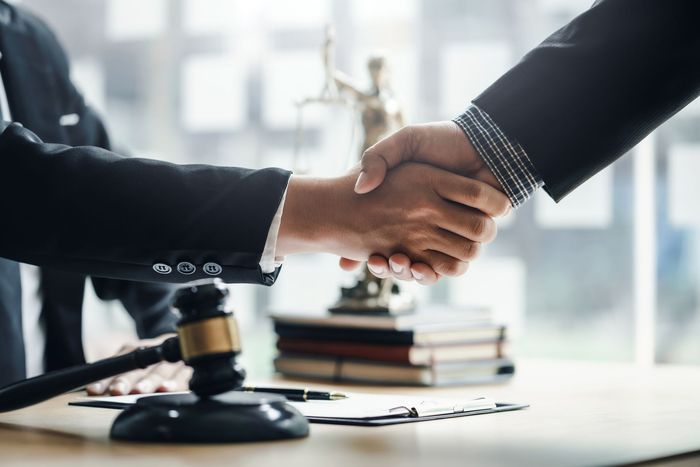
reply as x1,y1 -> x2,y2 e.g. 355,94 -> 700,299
74,391 -> 497,419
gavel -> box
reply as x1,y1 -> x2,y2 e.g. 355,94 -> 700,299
0,281 -> 309,443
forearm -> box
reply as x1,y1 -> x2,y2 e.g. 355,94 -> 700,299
0,123 -> 291,284
473,0 -> 700,201
277,174 -> 359,258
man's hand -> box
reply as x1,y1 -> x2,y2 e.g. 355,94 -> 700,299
277,163 -> 510,278
354,121 -> 503,194
341,122 -> 510,284
86,334 -> 192,396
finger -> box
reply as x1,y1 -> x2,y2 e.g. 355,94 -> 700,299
429,228 -> 482,262
410,263 -> 440,285
339,257 -> 363,271
109,369 -> 147,396
436,202 -> 498,244
387,254 -> 414,281
132,362 -> 177,394
421,250 -> 470,277
87,377 -> 114,396
366,256 -> 391,278
355,127 -> 415,194
433,170 -> 511,218
159,364 -> 193,392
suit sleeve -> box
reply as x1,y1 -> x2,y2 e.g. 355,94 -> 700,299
0,122 -> 291,285
473,0 -> 700,201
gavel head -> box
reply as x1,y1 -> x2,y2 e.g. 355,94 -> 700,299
172,281 -> 246,397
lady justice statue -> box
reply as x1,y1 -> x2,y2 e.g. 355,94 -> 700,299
318,27 -> 415,314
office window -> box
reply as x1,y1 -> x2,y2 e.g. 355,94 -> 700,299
440,42 -> 511,118
24,0 -> 697,367
262,51 -> 325,128
182,0 -> 241,35
350,0 -> 418,22
534,168 -> 614,229
106,0 -> 166,41
266,0 -> 330,28
180,54 -> 248,132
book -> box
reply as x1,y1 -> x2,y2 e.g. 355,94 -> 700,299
274,322 -> 506,346
270,306 -> 490,331
276,337 -> 508,365
274,354 -> 515,386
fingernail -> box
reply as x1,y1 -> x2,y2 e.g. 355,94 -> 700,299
411,269 -> 424,281
136,381 -> 153,394
390,260 -> 403,274
110,381 -> 127,396
160,380 -> 177,392
87,382 -> 103,395
367,263 -> 385,275
354,171 -> 368,193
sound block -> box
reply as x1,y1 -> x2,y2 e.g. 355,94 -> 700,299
110,392 -> 309,443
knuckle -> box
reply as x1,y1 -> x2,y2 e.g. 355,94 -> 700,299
469,214 -> 496,242
470,215 -> 487,239
464,181 -> 483,203
436,258 -> 461,276
461,241 -> 481,261
498,197 -> 512,217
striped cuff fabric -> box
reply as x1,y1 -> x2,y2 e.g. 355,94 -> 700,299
453,105 -> 543,208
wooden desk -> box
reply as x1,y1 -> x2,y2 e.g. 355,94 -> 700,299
1,359 -> 699,467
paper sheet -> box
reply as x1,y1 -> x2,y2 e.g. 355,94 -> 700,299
75,391 -> 496,419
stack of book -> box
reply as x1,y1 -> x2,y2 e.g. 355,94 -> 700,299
270,308 -> 514,386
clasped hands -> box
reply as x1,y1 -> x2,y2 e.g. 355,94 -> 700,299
277,121 -> 511,285
342,121 -> 510,284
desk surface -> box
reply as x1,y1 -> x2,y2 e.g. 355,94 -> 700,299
1,359 -> 699,467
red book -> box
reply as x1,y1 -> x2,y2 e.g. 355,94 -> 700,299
276,337 -> 507,365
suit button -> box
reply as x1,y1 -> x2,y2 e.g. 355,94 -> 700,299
177,262 -> 196,275
153,263 -> 172,275
203,262 -> 222,276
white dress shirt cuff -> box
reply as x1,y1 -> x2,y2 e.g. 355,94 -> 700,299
259,185 -> 289,273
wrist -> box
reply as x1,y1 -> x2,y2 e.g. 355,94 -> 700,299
449,121 -> 505,194
276,174 -> 355,257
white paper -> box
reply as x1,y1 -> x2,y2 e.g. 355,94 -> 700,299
75,391 -> 496,420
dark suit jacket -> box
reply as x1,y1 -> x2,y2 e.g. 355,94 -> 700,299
0,2 -> 195,384
473,0 -> 700,201
0,4 -> 291,285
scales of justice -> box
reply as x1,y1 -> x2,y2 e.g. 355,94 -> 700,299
293,26 -> 415,315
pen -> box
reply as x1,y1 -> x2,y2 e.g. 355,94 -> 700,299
240,386 -> 348,401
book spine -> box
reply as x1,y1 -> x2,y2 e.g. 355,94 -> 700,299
276,338 -> 413,363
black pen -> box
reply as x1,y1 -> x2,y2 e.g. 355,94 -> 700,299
240,386 -> 348,401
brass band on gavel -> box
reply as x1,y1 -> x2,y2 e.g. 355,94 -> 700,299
177,315 -> 241,361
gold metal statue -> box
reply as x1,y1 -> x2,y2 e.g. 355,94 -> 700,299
292,26 -> 415,314
326,35 -> 415,315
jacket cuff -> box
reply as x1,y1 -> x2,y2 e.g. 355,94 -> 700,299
453,105 -> 543,207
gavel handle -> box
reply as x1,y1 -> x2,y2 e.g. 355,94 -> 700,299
0,336 -> 181,413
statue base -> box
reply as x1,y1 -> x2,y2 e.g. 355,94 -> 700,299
110,392 -> 309,443
329,287 -> 415,315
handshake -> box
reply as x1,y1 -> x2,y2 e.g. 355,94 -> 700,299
277,121 -> 511,285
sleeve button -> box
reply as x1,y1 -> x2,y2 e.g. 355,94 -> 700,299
177,262 -> 196,275
153,263 -> 172,274
203,262 -> 222,276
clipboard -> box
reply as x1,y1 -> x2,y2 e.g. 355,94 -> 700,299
70,392 -> 528,426
305,402 -> 528,426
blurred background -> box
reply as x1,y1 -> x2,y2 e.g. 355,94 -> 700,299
16,0 -> 700,373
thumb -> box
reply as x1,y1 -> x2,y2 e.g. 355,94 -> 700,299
354,153 -> 387,194
354,127 -> 415,194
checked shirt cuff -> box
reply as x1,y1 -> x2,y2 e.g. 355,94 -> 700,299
453,105 -> 543,208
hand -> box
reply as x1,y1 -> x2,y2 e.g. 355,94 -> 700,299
355,121 -> 503,194
277,163 -> 510,277
86,334 -> 192,396
341,122 -> 510,284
